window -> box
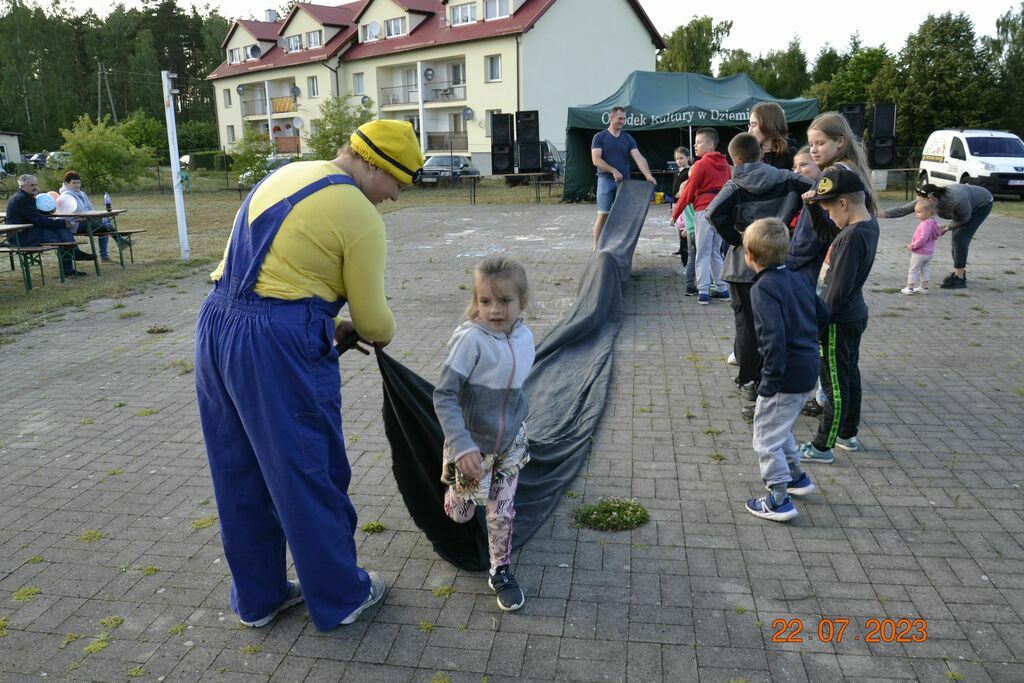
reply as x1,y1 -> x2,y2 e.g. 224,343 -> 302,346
485,109 -> 501,137
353,72 -> 365,95
384,17 -> 406,37
226,125 -> 236,144
950,137 -> 966,161
223,89 -> 232,107
484,0 -> 509,20
285,34 -> 302,52
361,24 -> 379,41
485,54 -> 502,82
307,76 -> 319,98
451,63 -> 465,85
451,2 -> 476,25
306,30 -> 322,48
405,115 -> 420,135
451,113 -> 465,134
310,119 -> 321,137
228,47 -> 241,63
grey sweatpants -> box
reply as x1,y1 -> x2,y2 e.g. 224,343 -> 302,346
752,392 -> 806,486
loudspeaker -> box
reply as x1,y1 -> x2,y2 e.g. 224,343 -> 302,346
492,144 -> 513,174
517,141 -> 542,172
870,137 -> 895,169
839,103 -> 865,140
491,113 -> 513,146
872,103 -> 896,138
515,110 -> 539,143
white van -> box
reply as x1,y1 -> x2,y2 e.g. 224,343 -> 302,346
919,129 -> 1024,196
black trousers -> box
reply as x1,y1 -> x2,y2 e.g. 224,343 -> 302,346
678,231 -> 688,265
813,319 -> 867,450
951,202 -> 992,269
729,282 -> 760,385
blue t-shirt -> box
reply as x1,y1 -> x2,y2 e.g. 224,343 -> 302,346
592,129 -> 637,179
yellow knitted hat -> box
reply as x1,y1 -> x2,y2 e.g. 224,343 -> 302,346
350,120 -> 425,185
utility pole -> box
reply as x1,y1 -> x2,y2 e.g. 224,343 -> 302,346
104,65 -> 118,124
97,59 -> 103,121
162,70 -> 190,262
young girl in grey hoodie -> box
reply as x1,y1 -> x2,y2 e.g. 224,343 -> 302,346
433,256 -> 535,612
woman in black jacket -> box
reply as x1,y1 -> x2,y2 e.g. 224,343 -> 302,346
749,102 -> 796,171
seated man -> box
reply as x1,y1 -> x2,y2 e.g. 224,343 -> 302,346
5,174 -> 94,277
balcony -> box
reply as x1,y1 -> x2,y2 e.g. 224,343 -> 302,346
274,136 -> 301,154
424,80 -> 466,104
426,132 -> 468,152
242,99 -> 267,117
271,97 -> 296,114
379,84 -> 420,107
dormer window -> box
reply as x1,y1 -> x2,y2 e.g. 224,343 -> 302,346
361,23 -> 380,41
484,0 -> 509,19
306,30 -> 322,48
285,34 -> 302,52
228,47 -> 241,64
384,17 -> 406,38
451,2 -> 476,25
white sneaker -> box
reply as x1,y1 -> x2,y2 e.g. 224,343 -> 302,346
340,571 -> 386,625
239,580 -> 304,627
727,352 -> 738,366
913,287 -> 929,295
900,287 -> 914,295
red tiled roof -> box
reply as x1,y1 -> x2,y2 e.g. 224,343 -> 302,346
344,0 -> 664,61
209,0 -> 663,79
220,19 -> 283,49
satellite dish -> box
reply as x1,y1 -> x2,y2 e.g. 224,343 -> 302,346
292,117 -> 303,129
248,45 -> 261,59
462,107 -> 474,121
360,95 -> 371,107
424,67 -> 434,81
366,21 -> 380,39
236,84 -> 244,95
290,85 -> 301,97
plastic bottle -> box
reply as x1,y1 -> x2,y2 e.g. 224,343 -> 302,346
104,192 -> 112,212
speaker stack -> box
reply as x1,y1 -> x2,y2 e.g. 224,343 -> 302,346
515,110 -> 541,172
838,103 -> 866,140
870,103 -> 897,169
490,113 -> 514,174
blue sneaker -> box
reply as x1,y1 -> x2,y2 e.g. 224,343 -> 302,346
239,580 -> 304,627
799,441 -> 834,464
768,472 -> 815,496
698,292 -> 710,305
835,436 -> 862,452
746,494 -> 798,521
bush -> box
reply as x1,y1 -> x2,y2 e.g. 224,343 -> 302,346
305,95 -> 374,160
187,151 -> 221,170
213,153 -> 233,171
230,128 -> 272,185
59,115 -> 153,189
177,120 -> 219,151
119,110 -> 166,150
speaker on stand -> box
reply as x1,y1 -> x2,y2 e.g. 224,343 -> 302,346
870,103 -> 897,169
490,113 -> 514,174
514,110 -> 540,172
839,103 -> 866,141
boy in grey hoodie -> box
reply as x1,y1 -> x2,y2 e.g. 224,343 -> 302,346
708,134 -> 812,419
433,256 -> 535,612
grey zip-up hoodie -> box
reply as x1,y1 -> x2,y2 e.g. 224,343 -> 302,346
707,162 -> 811,283
886,184 -> 993,229
433,318 -> 535,465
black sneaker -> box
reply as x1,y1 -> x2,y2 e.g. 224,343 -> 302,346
739,381 -> 758,402
74,248 -> 97,261
488,565 -> 525,612
800,399 -> 823,417
741,404 -> 755,422
685,284 -> 698,296
940,274 -> 967,289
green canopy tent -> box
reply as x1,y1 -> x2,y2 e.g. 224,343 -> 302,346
563,71 -> 819,201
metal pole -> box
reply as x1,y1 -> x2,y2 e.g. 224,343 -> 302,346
162,70 -> 190,262
104,66 -> 118,124
417,60 -> 426,153
264,80 -> 274,153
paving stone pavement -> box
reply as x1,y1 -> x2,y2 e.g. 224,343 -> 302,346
1,199 -> 1024,682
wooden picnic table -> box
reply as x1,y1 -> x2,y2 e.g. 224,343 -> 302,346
1,222 -> 58,291
53,209 -> 130,276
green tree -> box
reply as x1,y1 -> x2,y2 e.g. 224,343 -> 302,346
119,110 -> 167,150
808,47 -> 896,113
177,120 -> 219,151
989,3 -> 1024,133
657,16 -> 732,75
59,115 -> 153,187
230,127 -> 273,185
717,49 -> 755,78
126,29 -> 163,119
770,38 -> 810,99
304,95 -> 375,160
810,45 -> 846,85
893,12 -> 999,147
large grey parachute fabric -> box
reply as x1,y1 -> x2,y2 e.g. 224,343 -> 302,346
363,179 -> 652,570
510,180 -> 652,549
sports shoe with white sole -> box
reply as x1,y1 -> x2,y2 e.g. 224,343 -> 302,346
745,494 -> 798,521
799,441 -> 834,464
239,580 -> 304,627
727,352 -> 738,366
340,571 -> 386,625
488,565 -> 525,612
766,472 -> 816,496
835,436 -> 862,452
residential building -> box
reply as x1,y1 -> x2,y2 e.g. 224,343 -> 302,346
0,132 -> 22,169
206,0 -> 663,172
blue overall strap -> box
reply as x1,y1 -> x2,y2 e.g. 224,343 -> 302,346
221,174 -> 357,297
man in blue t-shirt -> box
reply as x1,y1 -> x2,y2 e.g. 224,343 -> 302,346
591,106 -> 656,249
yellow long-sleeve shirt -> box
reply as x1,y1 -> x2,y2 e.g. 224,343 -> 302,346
210,160 -> 395,342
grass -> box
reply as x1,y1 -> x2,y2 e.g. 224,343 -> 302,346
99,616 -> 123,630
361,521 -> 387,534
141,566 -> 159,576
118,310 -> 143,319
0,617 -> 8,637
79,530 -> 104,542
190,515 -> 218,531
134,408 -> 158,416
432,586 -> 456,598
147,324 -> 172,334
418,620 -> 435,633
127,667 -> 146,678
168,623 -> 187,636
0,179 -> 562,332
240,644 -> 263,654
24,555 -> 43,564
573,497 -> 649,531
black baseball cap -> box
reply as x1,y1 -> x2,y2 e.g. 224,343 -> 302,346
805,166 -> 866,203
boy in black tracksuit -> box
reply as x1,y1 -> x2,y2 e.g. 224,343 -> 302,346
743,218 -> 829,521
708,134 -> 811,418
796,167 -> 880,464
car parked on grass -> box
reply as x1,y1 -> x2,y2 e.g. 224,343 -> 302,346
919,129 -> 1024,197
46,151 -> 71,170
418,155 -> 480,185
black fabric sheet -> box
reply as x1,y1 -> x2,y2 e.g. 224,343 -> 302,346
371,180 -> 652,569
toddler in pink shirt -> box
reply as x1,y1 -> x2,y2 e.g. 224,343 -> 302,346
901,200 -> 943,295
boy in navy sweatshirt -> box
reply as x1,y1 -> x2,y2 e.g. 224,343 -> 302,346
797,167 -> 880,464
743,217 -> 829,521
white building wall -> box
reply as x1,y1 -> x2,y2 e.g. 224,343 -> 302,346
520,0 -> 656,151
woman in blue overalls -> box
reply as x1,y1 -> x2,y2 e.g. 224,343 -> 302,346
195,120 -> 423,630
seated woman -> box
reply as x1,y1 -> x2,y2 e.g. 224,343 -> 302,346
60,170 -> 115,262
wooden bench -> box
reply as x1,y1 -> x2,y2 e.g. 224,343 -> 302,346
75,228 -> 147,267
0,244 -> 62,291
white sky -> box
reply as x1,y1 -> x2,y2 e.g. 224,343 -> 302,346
47,0 -> 1009,63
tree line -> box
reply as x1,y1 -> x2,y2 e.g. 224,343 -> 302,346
658,7 -> 1024,150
